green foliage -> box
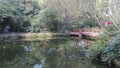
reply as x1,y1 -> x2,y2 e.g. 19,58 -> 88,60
101,35 -> 120,62
88,34 -> 120,67
80,17 -> 100,28
0,0 -> 63,33
0,0 -> 102,33
0,0 -> 41,32
29,8 -> 61,32
87,34 -> 110,57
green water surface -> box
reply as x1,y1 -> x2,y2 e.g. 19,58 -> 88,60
0,38 -> 109,68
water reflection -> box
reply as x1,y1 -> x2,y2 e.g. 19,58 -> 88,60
33,63 -> 42,68
0,43 -> 25,64
0,38 -> 109,68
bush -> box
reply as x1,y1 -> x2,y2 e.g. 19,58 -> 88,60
80,17 -> 100,28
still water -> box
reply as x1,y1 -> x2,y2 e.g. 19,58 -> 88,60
0,38 -> 109,68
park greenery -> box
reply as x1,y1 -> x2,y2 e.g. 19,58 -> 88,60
0,0 -> 100,33
1,0 -> 120,68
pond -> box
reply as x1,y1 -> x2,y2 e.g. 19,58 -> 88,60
0,38 -> 109,68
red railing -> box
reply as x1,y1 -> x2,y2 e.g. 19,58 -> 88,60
71,28 -> 103,37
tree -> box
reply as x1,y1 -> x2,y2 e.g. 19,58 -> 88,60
0,0 -> 41,32
96,0 -> 120,36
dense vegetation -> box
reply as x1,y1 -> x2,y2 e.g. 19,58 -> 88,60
1,0 -> 120,67
0,0 -> 100,33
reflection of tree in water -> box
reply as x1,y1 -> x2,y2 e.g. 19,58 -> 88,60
42,39 -> 87,68
0,41 -> 43,68
0,39 -> 108,68
42,39 -> 66,68
0,42 -> 25,66
23,39 -> 67,68
0,39 -> 75,68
